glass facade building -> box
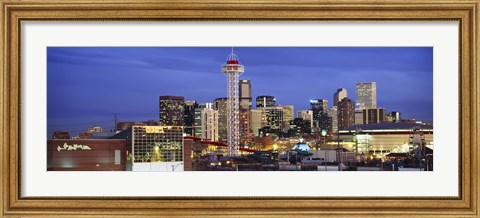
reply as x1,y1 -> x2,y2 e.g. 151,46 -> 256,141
183,100 -> 198,136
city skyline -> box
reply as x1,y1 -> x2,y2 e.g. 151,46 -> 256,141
47,47 -> 433,137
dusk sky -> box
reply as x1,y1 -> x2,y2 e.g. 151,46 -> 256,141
47,47 -> 433,138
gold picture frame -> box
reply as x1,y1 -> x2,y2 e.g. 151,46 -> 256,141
1,0 -> 478,217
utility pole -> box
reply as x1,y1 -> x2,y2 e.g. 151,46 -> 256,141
113,113 -> 118,132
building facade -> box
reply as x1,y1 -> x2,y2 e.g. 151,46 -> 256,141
213,97 -> 228,140
250,109 -> 266,136
310,99 -> 329,132
337,97 -> 355,130
333,88 -> 347,106
280,105 -> 294,132
329,106 -> 338,132
363,108 -> 386,124
256,95 -> 276,108
159,96 -> 185,126
239,80 -> 252,109
124,126 -> 184,172
263,106 -> 285,132
47,139 -> 126,171
201,106 -> 219,142
183,100 -> 198,136
355,82 -> 377,110
297,110 -> 314,129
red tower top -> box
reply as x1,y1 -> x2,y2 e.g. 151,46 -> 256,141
226,48 -> 240,64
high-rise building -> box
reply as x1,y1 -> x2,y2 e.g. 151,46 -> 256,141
363,108 -> 386,124
183,100 -> 198,136
200,105 -> 219,141
193,103 -> 218,141
334,88 -> 348,106
159,96 -> 185,126
337,98 -> 355,130
263,106 -> 284,132
297,110 -> 314,129
329,106 -> 338,132
239,108 -> 254,146
239,80 -> 252,109
213,97 -> 228,141
390,111 -> 401,123
250,109 -> 266,136
256,95 -> 276,108
289,118 -> 312,136
310,99 -> 329,132
221,49 -> 245,156
355,82 -> 377,110
119,126 -> 183,172
280,105 -> 294,132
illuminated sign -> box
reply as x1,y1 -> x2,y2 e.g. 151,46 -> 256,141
57,143 -> 92,152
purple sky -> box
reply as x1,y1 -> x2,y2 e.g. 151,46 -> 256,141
47,47 -> 433,137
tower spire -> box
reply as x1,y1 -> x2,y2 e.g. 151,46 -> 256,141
221,49 -> 245,156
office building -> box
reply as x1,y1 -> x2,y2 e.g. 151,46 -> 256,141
297,110 -> 314,129
159,96 -> 185,126
329,106 -> 338,132
334,88 -> 347,106
239,80 -> 252,109
289,118 -> 312,136
256,95 -> 276,108
354,110 -> 364,125
183,100 -> 198,136
363,108 -> 386,124
337,97 -> 355,130
355,82 -> 377,110
263,106 -> 285,131
310,99 -> 329,132
213,97 -> 228,140
250,109 -> 266,137
280,105 -> 294,132
113,126 -> 184,172
201,105 -> 219,142
193,103 -> 218,141
390,111 -> 401,123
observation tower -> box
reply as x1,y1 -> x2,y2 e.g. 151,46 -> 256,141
221,48 -> 245,156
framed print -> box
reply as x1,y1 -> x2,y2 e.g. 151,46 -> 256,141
1,0 -> 478,217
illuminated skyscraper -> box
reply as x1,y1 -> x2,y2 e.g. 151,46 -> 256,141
355,82 -> 377,110
213,97 -> 228,140
310,99 -> 329,132
183,100 -> 198,136
239,80 -> 252,109
221,49 -> 245,156
338,98 -> 355,130
159,96 -> 185,126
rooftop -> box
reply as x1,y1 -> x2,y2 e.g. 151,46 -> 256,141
340,122 -> 433,132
